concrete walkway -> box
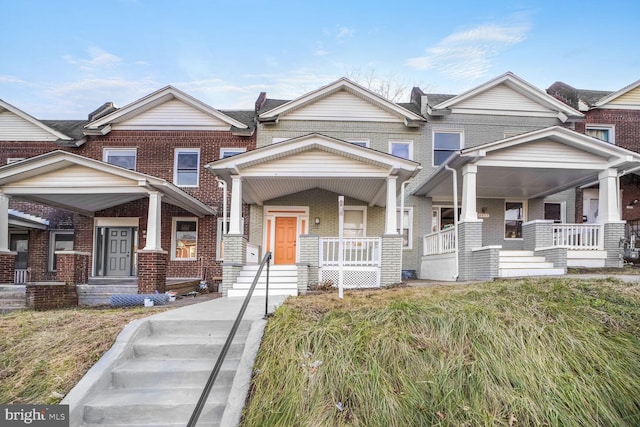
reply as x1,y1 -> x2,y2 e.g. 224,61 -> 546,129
62,294 -> 288,427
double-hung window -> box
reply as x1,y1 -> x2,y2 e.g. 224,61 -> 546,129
505,202 -> 525,239
104,148 -> 137,170
174,148 -> 200,187
220,148 -> 246,159
433,131 -> 462,166
343,206 -> 366,238
172,218 -> 198,260
396,207 -> 413,249
49,231 -> 74,271
347,138 -> 370,148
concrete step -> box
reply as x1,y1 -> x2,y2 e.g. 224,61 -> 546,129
499,250 -> 535,257
147,319 -> 252,337
111,358 -> 239,389
499,268 -> 565,278
0,298 -> 27,307
0,306 -> 27,314
499,261 -> 555,269
83,387 -> 226,425
499,256 -> 547,263
133,335 -> 246,359
235,274 -> 298,283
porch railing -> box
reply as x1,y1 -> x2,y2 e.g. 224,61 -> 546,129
320,237 -> 381,266
15,269 -> 28,284
552,224 -> 603,250
423,227 -> 456,256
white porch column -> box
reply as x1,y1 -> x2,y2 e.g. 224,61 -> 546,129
598,168 -> 620,223
143,191 -> 163,250
385,176 -> 398,234
0,193 -> 9,252
229,175 -> 244,235
460,164 -> 478,222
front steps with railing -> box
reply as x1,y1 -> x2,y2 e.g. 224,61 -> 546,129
227,265 -> 298,297
498,251 -> 565,278
0,285 -> 27,314
78,317 -> 252,427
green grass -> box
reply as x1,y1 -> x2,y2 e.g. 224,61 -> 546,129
242,278 -> 640,426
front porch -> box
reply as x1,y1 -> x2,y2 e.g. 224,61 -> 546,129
421,221 -> 614,281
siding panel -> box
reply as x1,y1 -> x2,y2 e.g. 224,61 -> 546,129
455,84 -> 554,113
488,140 -> 605,164
8,165 -> 135,188
283,91 -> 402,122
114,99 -> 231,129
246,149 -> 388,174
0,112 -> 58,141
608,87 -> 640,106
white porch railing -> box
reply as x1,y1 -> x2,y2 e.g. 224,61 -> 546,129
319,237 -> 381,288
15,269 -> 28,284
423,227 -> 456,256
320,237 -> 381,266
553,224 -> 603,250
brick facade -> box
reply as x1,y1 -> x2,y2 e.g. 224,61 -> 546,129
0,252 -> 17,284
137,250 -> 168,293
26,283 -> 78,311
55,251 -> 90,285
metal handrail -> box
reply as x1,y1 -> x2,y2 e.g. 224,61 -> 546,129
187,251 -> 272,427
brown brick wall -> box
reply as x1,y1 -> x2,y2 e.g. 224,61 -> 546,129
575,109 -> 640,153
56,252 -> 90,285
0,252 -> 16,283
137,251 -> 168,293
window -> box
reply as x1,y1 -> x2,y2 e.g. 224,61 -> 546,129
586,125 -> 615,143
104,148 -> 136,170
49,231 -> 74,271
505,202 -> 525,239
174,149 -> 200,187
7,158 -> 25,164
544,202 -> 564,223
172,218 -> 197,260
433,131 -> 462,166
343,206 -> 366,238
220,148 -> 246,158
431,206 -> 460,232
389,140 -> 413,160
347,138 -> 370,148
396,208 -> 413,249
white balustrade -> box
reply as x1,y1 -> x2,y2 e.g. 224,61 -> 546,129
319,237 -> 381,266
552,224 -> 603,249
423,228 -> 456,256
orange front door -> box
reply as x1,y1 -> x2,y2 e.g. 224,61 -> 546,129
274,217 -> 297,264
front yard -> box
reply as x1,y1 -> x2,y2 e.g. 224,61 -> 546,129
243,277 -> 640,426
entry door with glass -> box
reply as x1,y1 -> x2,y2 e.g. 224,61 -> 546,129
96,227 -> 136,276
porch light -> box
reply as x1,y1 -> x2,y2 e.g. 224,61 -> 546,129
315,217 -> 320,225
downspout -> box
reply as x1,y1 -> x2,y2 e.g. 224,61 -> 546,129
214,177 -> 228,239
444,165 -> 459,280
399,180 -> 411,272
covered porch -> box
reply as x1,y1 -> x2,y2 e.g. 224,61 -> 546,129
0,150 -> 215,294
206,133 -> 421,295
414,126 -> 640,281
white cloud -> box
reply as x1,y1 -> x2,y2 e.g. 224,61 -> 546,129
314,48 -> 329,56
0,75 -> 27,84
406,21 -> 531,80
336,25 -> 355,41
64,47 -> 122,72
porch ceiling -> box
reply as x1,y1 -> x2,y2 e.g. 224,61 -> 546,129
426,165 -> 604,200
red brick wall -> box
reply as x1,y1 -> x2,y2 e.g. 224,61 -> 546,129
0,252 -> 16,283
26,284 -> 78,311
137,251 -> 167,293
1,129 -> 255,282
575,109 -> 640,153
56,252 -> 90,285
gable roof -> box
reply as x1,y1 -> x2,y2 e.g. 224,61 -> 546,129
84,86 -> 250,135
431,72 -> 583,122
258,77 -> 425,126
594,79 -> 640,109
0,99 -> 86,145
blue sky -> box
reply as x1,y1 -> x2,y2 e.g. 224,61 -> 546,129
1,0 -> 639,119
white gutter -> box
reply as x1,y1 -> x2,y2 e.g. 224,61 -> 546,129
444,165 -> 459,280
214,177 -> 228,237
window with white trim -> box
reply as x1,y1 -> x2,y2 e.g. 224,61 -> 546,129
505,201 -> 525,239
586,125 -> 615,143
174,148 -> 200,187
172,218 -> 198,260
396,207 -> 413,249
347,138 -> 370,148
220,148 -> 246,158
544,202 -> 564,223
433,131 -> 462,166
104,148 -> 137,170
343,206 -> 367,238
49,231 -> 74,271
389,140 -> 413,160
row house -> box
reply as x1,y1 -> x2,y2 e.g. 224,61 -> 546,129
547,80 -> 640,232
1,72 -> 639,305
